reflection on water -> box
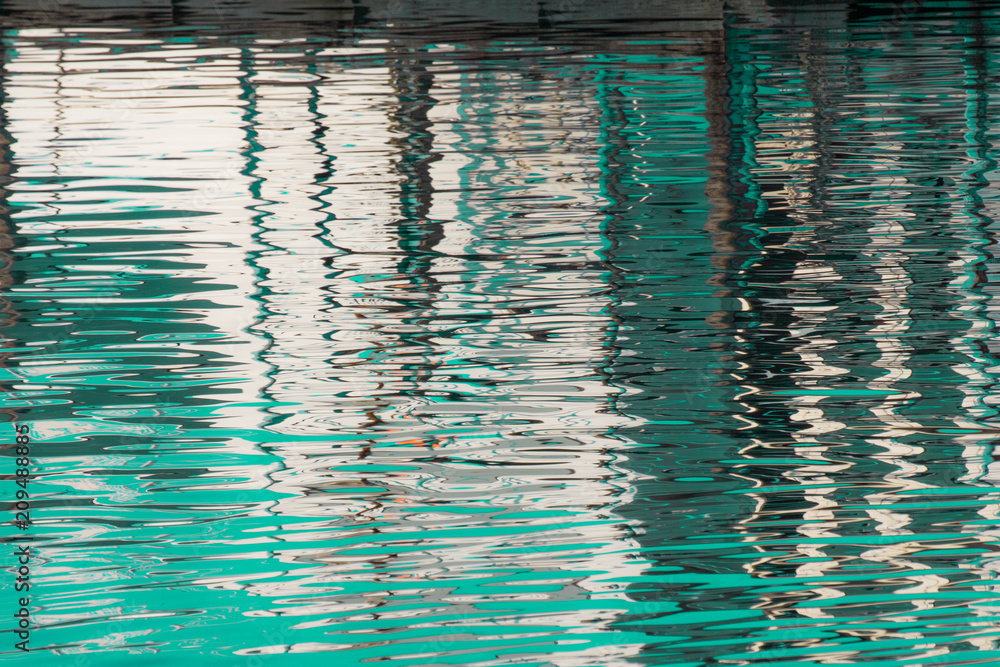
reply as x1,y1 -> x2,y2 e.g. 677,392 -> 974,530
6,1 -> 1000,665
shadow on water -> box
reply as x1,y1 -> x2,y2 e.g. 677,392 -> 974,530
611,2 -> 1000,665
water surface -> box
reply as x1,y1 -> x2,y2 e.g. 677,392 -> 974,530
5,1 -> 1000,665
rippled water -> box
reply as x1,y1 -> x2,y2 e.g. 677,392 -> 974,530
9,1 -> 1000,665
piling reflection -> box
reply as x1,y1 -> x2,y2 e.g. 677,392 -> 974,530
611,4 -> 1000,665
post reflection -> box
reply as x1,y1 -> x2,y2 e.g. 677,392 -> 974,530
192,30 -> 651,664
611,4 -> 1000,665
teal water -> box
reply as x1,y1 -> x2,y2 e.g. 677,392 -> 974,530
7,1 -> 1000,665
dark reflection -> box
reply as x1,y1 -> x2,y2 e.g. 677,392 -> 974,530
0,37 -> 19,427
387,44 -> 445,423
610,3 -> 1000,665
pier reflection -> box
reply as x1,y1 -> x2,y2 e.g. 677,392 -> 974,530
609,3 -> 1000,665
